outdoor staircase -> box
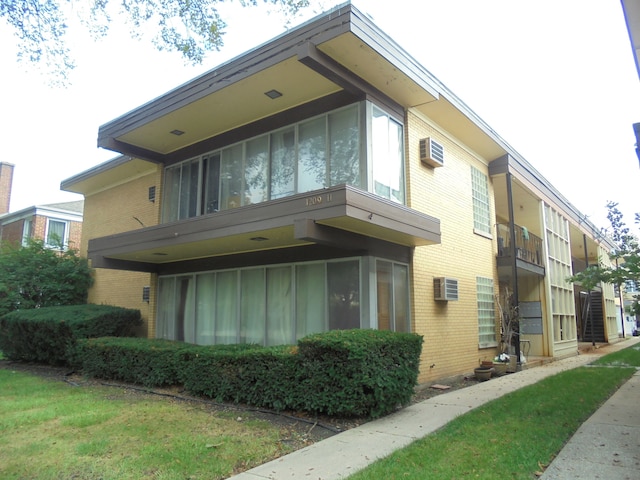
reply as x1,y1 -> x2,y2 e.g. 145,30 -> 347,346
582,292 -> 606,343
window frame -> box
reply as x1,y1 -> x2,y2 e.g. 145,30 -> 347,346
471,166 -> 492,238
45,218 -> 69,249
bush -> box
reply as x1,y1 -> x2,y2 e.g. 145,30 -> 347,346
0,304 -> 142,365
296,329 -> 423,417
76,337 -> 188,387
75,329 -> 423,418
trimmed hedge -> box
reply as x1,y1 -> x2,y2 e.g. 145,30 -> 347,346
0,304 -> 142,365
296,329 -> 423,417
75,329 -> 423,418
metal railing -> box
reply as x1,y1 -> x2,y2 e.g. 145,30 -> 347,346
496,223 -> 544,268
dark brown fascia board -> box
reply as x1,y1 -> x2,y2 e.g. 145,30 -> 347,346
88,185 -> 440,258
91,256 -> 158,273
489,154 -> 612,247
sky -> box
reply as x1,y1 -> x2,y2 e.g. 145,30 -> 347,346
1,0 -> 639,234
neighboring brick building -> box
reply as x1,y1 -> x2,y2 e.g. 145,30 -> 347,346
0,200 -> 84,250
62,3 -> 618,383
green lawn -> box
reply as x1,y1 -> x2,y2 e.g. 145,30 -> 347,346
347,346 -> 639,479
0,370 -> 293,480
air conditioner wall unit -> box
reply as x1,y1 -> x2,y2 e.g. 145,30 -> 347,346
434,277 -> 459,301
420,137 -> 444,168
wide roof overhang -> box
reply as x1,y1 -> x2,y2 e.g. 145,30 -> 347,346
97,2 -> 508,164
88,185 -> 440,272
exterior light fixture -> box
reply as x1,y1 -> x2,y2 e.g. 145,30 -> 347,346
170,129 -> 185,136
250,236 -> 269,241
152,252 -> 168,256
264,89 -> 282,99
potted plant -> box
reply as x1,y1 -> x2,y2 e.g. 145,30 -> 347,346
492,353 -> 509,376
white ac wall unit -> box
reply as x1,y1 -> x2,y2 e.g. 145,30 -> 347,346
419,138 -> 444,168
434,277 -> 459,301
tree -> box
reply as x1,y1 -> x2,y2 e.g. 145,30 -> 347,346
1,0 -> 310,85
569,201 -> 640,315
0,239 -> 93,316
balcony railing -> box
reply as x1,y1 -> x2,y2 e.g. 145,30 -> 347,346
496,223 -> 544,268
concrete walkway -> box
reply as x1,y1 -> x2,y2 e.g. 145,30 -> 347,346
231,337 -> 640,480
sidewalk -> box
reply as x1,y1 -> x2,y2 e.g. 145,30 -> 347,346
230,337 -> 640,480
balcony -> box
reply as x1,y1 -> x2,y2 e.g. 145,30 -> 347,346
496,223 -> 545,279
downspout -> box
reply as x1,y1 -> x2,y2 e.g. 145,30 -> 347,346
506,173 -> 521,368
583,234 -> 595,347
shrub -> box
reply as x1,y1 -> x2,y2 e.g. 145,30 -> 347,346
296,329 -> 423,417
0,304 -> 142,365
75,329 -> 423,418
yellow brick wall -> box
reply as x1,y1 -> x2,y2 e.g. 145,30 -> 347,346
406,110 -> 499,383
82,168 -> 162,338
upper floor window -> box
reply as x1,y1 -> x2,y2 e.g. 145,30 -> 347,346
371,105 -> 404,203
45,219 -> 68,249
471,166 -> 491,235
161,101 -> 406,223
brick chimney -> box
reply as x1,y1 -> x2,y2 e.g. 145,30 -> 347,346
0,162 -> 15,215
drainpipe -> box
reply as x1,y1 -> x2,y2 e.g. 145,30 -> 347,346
583,234 -> 595,347
506,173 -> 521,368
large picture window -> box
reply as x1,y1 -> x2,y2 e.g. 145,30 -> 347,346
161,101 -> 405,223
156,256 -> 410,346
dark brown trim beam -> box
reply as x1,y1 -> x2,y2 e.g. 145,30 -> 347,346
297,42 -> 404,120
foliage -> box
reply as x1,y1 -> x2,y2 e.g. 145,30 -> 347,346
569,201 -> 640,314
74,329 -> 423,418
0,239 -> 93,317
0,304 -> 141,365
1,0 -> 310,85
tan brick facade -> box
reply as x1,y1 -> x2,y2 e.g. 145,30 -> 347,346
82,168 -> 162,337
406,110 -> 499,383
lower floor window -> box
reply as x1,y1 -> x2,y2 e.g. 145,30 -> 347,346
156,256 -> 410,346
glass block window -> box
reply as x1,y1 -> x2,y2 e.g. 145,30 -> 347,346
471,166 -> 491,235
477,276 -> 497,347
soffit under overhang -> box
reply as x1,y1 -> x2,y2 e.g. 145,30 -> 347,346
98,13 -> 507,163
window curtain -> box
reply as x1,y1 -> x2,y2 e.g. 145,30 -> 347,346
176,276 -> 195,343
47,220 -> 66,246
215,271 -> 238,344
393,264 -> 410,332
327,260 -> 360,330
240,269 -> 266,344
156,277 -> 176,340
296,263 -> 325,339
196,273 -> 216,345
376,261 -> 392,330
266,266 -> 293,345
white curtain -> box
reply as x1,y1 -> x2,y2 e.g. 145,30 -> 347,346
296,263 -> 325,339
267,266 -> 293,345
196,273 -> 216,345
240,269 -> 266,344
215,271 -> 237,344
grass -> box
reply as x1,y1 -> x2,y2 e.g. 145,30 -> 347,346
0,370 -> 293,480
347,346 -> 639,480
